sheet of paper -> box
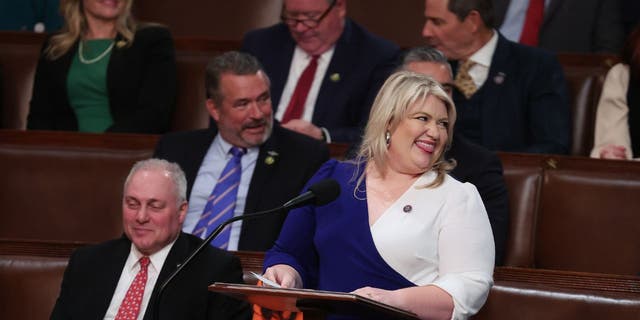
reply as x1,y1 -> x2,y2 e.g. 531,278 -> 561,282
250,271 -> 282,288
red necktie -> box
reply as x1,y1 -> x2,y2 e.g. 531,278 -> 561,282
519,0 -> 544,46
115,257 -> 150,320
281,55 -> 319,123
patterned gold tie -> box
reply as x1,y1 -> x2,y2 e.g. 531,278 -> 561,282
455,60 -> 477,99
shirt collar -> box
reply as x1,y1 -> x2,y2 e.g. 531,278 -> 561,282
469,30 -> 499,67
129,237 -> 177,274
213,134 -> 259,156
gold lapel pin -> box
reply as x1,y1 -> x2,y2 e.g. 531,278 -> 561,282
265,156 -> 275,165
330,73 -> 341,82
116,40 -> 127,49
265,151 -> 279,165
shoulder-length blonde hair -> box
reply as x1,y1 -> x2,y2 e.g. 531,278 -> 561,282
354,70 -> 457,189
46,0 -> 136,60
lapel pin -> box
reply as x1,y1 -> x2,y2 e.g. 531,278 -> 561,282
330,73 -> 341,82
493,72 -> 506,85
265,150 -> 279,165
403,205 -> 412,213
116,40 -> 127,49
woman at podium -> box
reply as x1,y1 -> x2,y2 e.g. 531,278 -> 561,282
262,71 -> 495,320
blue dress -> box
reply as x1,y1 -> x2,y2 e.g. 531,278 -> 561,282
264,159 -> 494,320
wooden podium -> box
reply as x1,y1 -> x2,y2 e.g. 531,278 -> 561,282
209,283 -> 419,320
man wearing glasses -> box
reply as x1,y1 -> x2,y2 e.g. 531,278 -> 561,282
241,0 -> 400,146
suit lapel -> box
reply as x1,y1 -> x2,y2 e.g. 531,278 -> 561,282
144,233 -> 189,320
243,127 -> 283,215
93,237 -> 131,318
480,35 -> 511,146
270,39 -> 296,111
312,20 -> 354,125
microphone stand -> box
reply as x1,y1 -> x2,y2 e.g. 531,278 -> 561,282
152,205 -> 286,320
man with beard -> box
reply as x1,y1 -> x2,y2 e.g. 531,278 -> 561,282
154,51 -> 329,251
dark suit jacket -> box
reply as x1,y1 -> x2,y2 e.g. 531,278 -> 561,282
452,33 -> 570,154
447,135 -> 509,265
50,232 -> 250,320
241,19 -> 400,144
28,25 -> 177,133
153,125 -> 330,251
494,0 -> 624,53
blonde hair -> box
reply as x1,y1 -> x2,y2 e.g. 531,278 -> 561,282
46,0 -> 136,60
354,71 -> 457,189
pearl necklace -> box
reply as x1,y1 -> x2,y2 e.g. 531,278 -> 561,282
78,40 -> 114,64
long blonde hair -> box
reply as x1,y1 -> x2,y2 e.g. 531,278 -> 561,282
354,71 -> 457,189
46,0 -> 136,60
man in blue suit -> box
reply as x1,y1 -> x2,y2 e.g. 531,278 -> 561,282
241,0 -> 400,145
422,0 -> 571,154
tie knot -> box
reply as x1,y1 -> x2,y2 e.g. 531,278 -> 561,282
458,60 -> 476,73
229,147 -> 246,158
139,256 -> 150,269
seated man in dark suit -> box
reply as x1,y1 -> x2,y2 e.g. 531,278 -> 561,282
423,0 -> 571,154
51,159 -> 250,320
241,0 -> 400,144
401,46 -> 509,265
154,51 -> 329,251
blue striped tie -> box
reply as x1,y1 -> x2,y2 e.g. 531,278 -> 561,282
193,147 -> 245,249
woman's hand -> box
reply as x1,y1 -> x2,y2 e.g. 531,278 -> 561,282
599,144 -> 627,159
353,285 -> 454,320
263,264 -> 303,288
352,286 -> 398,306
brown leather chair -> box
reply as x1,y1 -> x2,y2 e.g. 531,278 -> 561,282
500,152 -> 640,275
0,32 -> 44,130
0,255 -> 68,320
557,53 -> 619,156
473,279 -> 640,320
498,153 -> 544,267
170,39 -> 239,132
133,0 -> 281,42
535,157 -> 640,275
0,130 -> 157,242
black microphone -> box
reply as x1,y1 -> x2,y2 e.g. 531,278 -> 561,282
283,178 -> 341,209
153,178 -> 340,319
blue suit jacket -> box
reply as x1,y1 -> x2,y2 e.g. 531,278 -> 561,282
241,19 -> 400,144
453,34 -> 571,154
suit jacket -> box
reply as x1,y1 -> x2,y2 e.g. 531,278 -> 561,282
153,125 -> 330,251
447,134 -> 509,265
50,232 -> 250,320
241,19 -> 400,144
452,33 -> 570,154
494,0 -> 624,53
28,25 -> 177,133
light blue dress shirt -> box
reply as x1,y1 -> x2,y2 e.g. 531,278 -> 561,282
184,135 -> 259,251
499,0 -> 550,42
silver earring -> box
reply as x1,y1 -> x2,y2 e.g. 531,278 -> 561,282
385,131 -> 391,146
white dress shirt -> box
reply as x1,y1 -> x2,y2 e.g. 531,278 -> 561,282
465,31 -> 499,89
104,241 -> 175,320
275,46 -> 335,123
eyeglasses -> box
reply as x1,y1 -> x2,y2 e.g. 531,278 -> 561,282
281,0 -> 336,28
